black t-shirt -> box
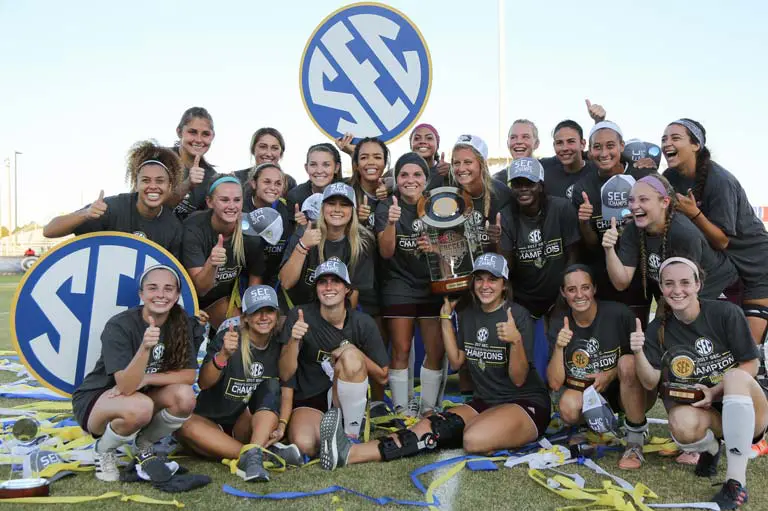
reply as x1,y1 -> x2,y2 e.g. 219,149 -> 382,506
644,300 -> 759,388
501,196 -> 580,316
617,214 -> 737,299
374,198 -> 436,306
172,154 -> 218,221
665,162 -> 768,291
571,167 -> 654,306
194,329 -> 286,423
279,229 -> 374,307
465,179 -> 513,254
74,307 -> 201,396
285,181 -> 314,212
278,303 -> 388,400
242,198 -> 294,288
181,210 -> 265,308
541,157 -> 599,201
350,187 -> 381,311
456,302 -> 549,408
548,300 -> 634,376
426,162 -> 448,191
73,192 -> 182,259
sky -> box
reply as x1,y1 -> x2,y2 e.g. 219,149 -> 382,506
1,0 -> 766,228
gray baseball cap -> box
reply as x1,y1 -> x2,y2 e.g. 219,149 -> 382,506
472,253 -> 509,279
314,257 -> 351,285
242,285 -> 279,315
507,157 -> 544,183
322,182 -> 357,208
241,207 -> 284,245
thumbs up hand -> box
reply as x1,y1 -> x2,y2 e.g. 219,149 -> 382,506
578,191 -> 593,222
436,152 -> 451,177
86,190 -> 108,219
387,196 -> 401,225
300,221 -> 322,249
358,194 -> 372,223
602,216 -> 619,250
294,203 -> 308,226
209,234 -> 227,267
291,309 -> 309,342
142,316 -> 160,351
497,307 -> 521,345
630,318 -> 645,353
486,212 -> 503,244
556,317 -> 573,349
189,154 -> 205,186
585,99 -> 606,122
222,323 -> 239,355
375,178 -> 389,201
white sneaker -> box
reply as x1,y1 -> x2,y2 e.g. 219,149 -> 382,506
94,449 -> 120,482
405,397 -> 421,418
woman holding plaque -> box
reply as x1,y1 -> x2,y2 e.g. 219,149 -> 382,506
315,253 -> 550,470
547,264 -> 654,470
451,134 -> 511,254
602,173 -> 737,301
633,257 -> 767,509
375,152 -> 445,416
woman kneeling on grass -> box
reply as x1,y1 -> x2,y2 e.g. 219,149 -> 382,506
177,285 -> 300,482
318,253 -> 551,470
633,257 -> 768,510
71,265 -> 202,483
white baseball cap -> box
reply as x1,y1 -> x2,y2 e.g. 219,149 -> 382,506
454,134 -> 489,160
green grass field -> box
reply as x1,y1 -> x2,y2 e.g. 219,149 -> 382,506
0,274 -> 765,509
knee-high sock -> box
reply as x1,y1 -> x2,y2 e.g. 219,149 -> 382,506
337,378 -> 368,438
673,428 -> 720,455
96,422 -> 137,453
419,366 -> 443,413
136,409 -> 189,449
722,395 -> 755,486
389,369 -> 409,411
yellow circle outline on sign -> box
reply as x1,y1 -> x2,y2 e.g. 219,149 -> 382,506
298,1 -> 433,145
10,231 -> 200,398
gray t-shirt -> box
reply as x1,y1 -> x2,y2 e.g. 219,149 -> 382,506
173,158 -> 218,221
456,302 -> 548,408
618,213 -> 737,299
465,179 -> 512,253
540,156 -> 598,201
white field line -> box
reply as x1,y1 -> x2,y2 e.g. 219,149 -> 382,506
429,448 -> 464,510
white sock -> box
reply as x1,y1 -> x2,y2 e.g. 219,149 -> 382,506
136,409 -> 189,449
96,422 -> 136,453
390,369 -> 409,411
337,378 -> 368,438
673,428 -> 720,455
419,366 -> 443,413
723,394 -> 755,486
408,342 -> 416,398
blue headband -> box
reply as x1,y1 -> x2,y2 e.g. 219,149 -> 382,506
208,176 -> 241,195
670,119 -> 705,147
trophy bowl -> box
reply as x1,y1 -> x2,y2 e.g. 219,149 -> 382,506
417,187 -> 483,296
660,348 -> 705,404
0,418 -> 50,499
564,339 -> 594,391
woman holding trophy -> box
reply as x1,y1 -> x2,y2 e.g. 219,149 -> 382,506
633,257 -> 767,509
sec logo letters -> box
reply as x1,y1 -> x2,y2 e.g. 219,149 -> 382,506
11,233 -> 198,397
300,2 -> 432,143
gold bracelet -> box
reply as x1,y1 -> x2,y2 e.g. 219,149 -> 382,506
279,418 -> 289,426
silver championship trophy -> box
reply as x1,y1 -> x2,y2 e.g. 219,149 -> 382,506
417,186 -> 483,295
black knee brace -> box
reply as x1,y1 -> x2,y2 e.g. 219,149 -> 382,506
743,304 -> 768,344
427,411 -> 466,450
378,429 -> 437,462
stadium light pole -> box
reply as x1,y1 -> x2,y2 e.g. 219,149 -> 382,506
13,151 -> 22,231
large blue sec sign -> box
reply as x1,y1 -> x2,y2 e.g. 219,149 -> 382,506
300,2 -> 432,143
11,233 -> 198,397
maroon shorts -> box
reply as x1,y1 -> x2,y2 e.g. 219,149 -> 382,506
293,392 -> 330,413
381,302 -> 442,318
464,398 -> 551,437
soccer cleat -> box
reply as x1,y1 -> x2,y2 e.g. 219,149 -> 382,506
268,442 -> 304,466
711,479 -> 748,510
94,448 -> 120,482
319,408 -> 352,471
406,397 -> 421,418
694,442 -> 722,478
237,447 -> 269,482
749,437 -> 768,459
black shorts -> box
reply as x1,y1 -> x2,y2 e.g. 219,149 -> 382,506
464,398 -> 552,438
381,302 -> 441,319
293,391 -> 330,413
72,388 -> 108,437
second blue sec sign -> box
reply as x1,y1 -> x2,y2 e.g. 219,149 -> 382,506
10,232 -> 198,397
300,2 -> 432,143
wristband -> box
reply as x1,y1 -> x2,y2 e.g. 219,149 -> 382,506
440,315 -> 452,320
278,418 -> 289,427
691,210 -> 702,221
212,352 -> 228,370
298,239 -> 309,251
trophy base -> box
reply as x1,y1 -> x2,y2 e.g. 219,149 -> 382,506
661,382 -> 704,404
565,376 -> 592,391
0,478 -> 49,499
430,276 -> 471,296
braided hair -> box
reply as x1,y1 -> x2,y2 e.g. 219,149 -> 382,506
638,175 -> 676,298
